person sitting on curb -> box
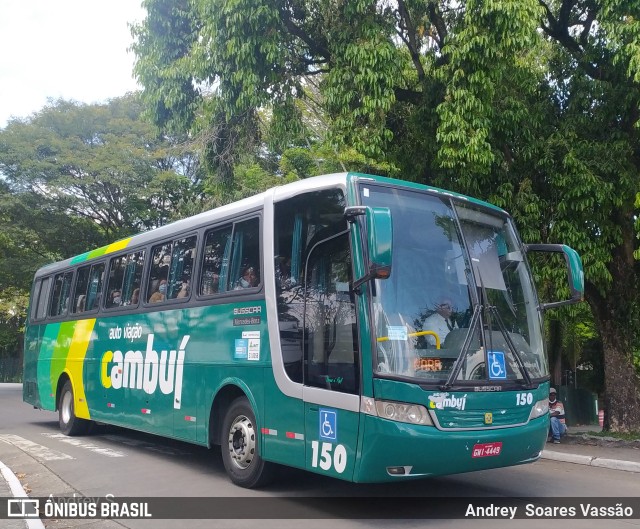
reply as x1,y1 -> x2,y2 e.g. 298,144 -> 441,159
549,387 -> 567,444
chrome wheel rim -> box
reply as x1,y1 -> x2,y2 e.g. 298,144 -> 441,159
227,414 -> 255,470
61,390 -> 72,425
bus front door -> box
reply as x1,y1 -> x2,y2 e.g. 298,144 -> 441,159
303,231 -> 361,481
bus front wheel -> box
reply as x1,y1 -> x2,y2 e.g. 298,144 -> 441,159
59,381 -> 90,436
221,397 -> 274,488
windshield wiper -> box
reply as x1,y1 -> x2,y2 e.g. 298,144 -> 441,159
476,258 -> 533,388
442,304 -> 481,390
488,305 -> 533,388
442,262 -> 534,390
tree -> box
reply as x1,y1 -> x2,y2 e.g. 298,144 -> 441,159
132,0 -> 640,432
0,95 -> 203,239
0,96 -> 204,362
436,0 -> 640,432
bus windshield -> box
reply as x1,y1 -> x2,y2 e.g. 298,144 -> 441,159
361,184 -> 547,386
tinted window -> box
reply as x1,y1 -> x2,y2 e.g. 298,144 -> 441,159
35,277 -> 51,320
72,263 -> 104,313
105,251 -> 145,309
31,278 -> 49,321
303,231 -> 359,394
199,218 -> 260,295
229,218 -> 261,291
199,225 -> 232,295
147,236 -> 197,303
49,271 -> 74,317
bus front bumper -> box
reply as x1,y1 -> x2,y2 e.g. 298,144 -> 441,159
354,414 -> 548,483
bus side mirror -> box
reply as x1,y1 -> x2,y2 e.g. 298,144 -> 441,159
345,206 -> 393,292
525,244 -> 584,310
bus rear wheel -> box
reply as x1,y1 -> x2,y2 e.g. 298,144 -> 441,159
59,381 -> 90,436
221,397 -> 274,488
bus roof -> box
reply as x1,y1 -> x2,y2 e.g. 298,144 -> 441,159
34,172 -> 506,278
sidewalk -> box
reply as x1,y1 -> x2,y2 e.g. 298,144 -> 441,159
540,424 -> 640,473
0,460 -> 42,529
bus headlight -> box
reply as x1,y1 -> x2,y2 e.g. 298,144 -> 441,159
360,397 -> 433,425
529,398 -> 549,420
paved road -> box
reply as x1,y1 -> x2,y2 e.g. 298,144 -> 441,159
1,384 -> 639,529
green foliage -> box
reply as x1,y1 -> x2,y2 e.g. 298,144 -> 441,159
0,96 -> 201,239
323,2 -> 398,158
589,430 -> 640,442
0,287 -> 28,359
0,96 -> 202,360
279,147 -> 316,180
131,0 -> 200,132
133,0 -> 640,429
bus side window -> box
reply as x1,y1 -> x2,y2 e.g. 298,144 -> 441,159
148,243 -> 171,303
147,236 -> 197,303
31,277 -> 51,321
199,225 -> 233,295
72,266 -> 90,314
229,218 -> 260,291
167,236 -> 196,300
274,190 -> 350,385
85,263 -> 105,311
105,251 -> 145,309
72,263 -> 105,313
49,271 -> 74,317
30,280 -> 42,321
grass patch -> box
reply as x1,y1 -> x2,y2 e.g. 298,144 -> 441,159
586,430 -> 640,441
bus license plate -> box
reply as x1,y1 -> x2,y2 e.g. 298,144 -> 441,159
472,442 -> 502,458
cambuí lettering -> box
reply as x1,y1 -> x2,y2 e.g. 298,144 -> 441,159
428,392 -> 467,411
100,334 -> 189,409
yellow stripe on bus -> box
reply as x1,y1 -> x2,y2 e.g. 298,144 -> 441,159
65,319 -> 96,420
105,237 -> 132,254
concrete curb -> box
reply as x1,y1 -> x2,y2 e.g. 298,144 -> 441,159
541,450 -> 640,473
0,460 -> 46,529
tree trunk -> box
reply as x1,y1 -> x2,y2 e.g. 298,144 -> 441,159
587,286 -> 640,433
597,319 -> 640,432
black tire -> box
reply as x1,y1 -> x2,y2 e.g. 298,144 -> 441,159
58,381 -> 90,436
220,396 -> 275,488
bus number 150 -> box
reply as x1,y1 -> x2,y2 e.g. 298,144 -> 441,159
311,441 -> 347,474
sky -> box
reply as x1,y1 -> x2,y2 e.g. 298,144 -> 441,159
0,0 -> 146,127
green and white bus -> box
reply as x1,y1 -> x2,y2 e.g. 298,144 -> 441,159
23,172 -> 583,488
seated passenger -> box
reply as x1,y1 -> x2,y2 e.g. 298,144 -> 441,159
235,266 -> 258,289
108,290 -> 122,308
149,280 -> 167,303
130,288 -> 140,306
76,294 -> 86,313
176,278 -> 190,298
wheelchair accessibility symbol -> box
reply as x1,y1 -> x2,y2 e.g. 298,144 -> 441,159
319,409 -> 337,441
487,351 -> 507,380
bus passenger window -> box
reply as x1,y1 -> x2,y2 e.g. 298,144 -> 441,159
49,271 -> 73,317
73,266 -> 90,313
147,236 -> 196,303
168,236 -> 196,299
229,218 -> 261,291
30,280 -> 43,321
72,263 -> 104,314
199,225 -> 232,295
148,243 -> 171,302
105,251 -> 145,309
31,277 -> 51,321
